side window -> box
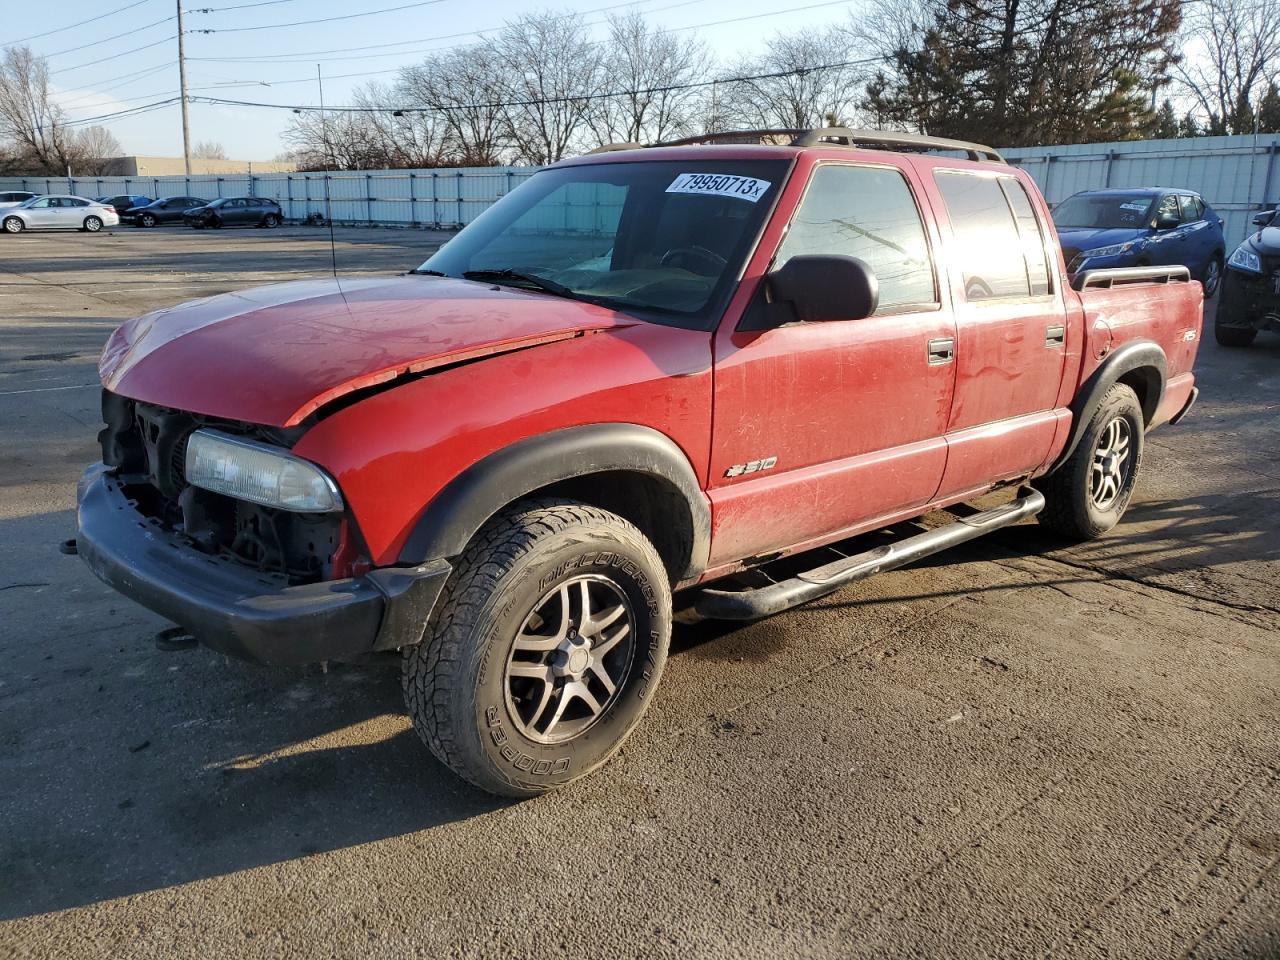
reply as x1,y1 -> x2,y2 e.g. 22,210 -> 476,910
1179,195 -> 1203,221
934,171 -> 1041,301
776,164 -> 936,312
31,198 -> 51,208
67,198 -> 88,207
999,179 -> 1051,296
1156,194 -> 1181,224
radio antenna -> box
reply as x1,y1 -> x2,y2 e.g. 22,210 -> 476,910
317,63 -> 338,281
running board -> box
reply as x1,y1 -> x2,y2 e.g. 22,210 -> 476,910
693,491 -> 1046,621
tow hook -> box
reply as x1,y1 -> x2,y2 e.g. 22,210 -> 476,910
154,626 -> 198,652
59,538 -> 78,555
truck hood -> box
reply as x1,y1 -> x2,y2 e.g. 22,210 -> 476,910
1055,226 -> 1147,251
100,274 -> 632,426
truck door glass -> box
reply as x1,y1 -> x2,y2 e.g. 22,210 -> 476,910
774,164 -> 936,312
1000,179 -> 1052,296
934,171 -> 1037,301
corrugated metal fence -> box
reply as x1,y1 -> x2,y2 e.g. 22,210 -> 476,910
2,133 -> 1277,242
1004,134 -> 1280,245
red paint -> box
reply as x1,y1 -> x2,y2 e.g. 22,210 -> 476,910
98,143 -> 1204,577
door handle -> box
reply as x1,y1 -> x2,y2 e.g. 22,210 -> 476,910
1045,325 -> 1066,347
927,337 -> 955,365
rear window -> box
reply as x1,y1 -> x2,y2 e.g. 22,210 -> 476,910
934,171 -> 1050,301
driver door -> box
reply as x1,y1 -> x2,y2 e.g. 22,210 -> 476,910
25,197 -> 58,227
707,161 -> 957,567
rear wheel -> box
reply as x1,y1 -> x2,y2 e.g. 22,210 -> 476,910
1036,383 -> 1144,541
82,216 -> 102,233
1201,254 -> 1223,296
262,213 -> 279,228
3,216 -> 23,234
402,498 -> 671,797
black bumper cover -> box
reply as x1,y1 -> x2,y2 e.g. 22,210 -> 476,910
76,465 -> 450,665
1219,268 -> 1280,331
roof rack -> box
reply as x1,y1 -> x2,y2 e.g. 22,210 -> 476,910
591,127 -> 1005,163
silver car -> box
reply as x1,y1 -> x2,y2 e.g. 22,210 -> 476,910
0,190 -> 37,209
1,195 -> 119,234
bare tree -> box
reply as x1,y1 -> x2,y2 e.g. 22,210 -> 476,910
715,26 -> 866,131
493,12 -> 601,164
399,47 -> 510,165
192,140 -> 228,159
587,13 -> 707,145
1174,0 -> 1280,134
70,125 -> 122,175
0,45 -> 75,173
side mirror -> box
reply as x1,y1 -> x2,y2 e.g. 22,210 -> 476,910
1155,214 -> 1180,230
1252,210 -> 1277,227
765,255 -> 879,323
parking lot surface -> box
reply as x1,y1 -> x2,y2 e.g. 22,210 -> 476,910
1,225 -> 1278,959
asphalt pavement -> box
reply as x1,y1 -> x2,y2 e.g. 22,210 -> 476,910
1,224 -> 1277,959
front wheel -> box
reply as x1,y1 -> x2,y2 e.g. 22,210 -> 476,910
82,216 -> 102,232
3,216 -> 23,234
1035,382 -> 1144,541
139,213 -> 156,227
1215,320 -> 1257,347
403,498 -> 671,797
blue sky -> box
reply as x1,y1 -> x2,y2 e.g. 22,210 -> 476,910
28,0 -> 860,162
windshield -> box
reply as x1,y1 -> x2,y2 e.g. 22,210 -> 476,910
1053,193 -> 1153,230
417,159 -> 788,325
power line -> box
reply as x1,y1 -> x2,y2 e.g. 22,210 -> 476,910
186,0 -> 701,62
192,0 -> 304,11
62,97 -> 182,127
189,0 -> 449,33
49,35 -> 179,75
192,56 -> 880,114
9,0 -> 155,45
55,60 -> 177,99
45,15 -> 176,58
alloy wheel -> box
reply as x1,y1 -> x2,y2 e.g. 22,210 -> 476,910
1090,416 -> 1133,509
503,574 -> 636,745
1203,258 -> 1221,296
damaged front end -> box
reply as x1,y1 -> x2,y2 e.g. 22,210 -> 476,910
75,390 -> 450,665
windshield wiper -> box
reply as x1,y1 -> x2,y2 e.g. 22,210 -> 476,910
409,268 -> 447,276
462,269 -> 575,298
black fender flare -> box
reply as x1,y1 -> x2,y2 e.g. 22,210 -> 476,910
397,423 -> 711,582
1050,339 -> 1167,473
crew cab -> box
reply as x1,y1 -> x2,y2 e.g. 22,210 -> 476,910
74,128 -> 1203,796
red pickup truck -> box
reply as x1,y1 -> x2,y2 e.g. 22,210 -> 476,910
76,128 -> 1202,796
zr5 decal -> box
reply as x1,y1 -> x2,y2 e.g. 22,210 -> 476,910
725,456 -> 778,478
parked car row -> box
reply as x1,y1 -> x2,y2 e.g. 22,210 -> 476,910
0,193 -> 285,233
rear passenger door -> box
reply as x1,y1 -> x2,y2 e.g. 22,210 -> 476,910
708,161 -> 957,566
928,168 -> 1069,498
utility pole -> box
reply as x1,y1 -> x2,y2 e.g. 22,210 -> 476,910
176,0 -> 192,175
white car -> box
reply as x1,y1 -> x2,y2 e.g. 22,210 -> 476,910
0,190 -> 37,209
1,195 -> 119,234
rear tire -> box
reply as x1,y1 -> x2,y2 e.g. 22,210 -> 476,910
82,216 -> 102,232
1035,383 -> 1144,541
402,498 -> 671,797
262,213 -> 279,228
1214,321 -> 1257,347
3,216 -> 23,234
1201,253 -> 1223,296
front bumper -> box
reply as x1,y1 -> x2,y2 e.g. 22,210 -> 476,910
76,465 -> 450,665
1219,267 -> 1280,332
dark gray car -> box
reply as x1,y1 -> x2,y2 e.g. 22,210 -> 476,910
182,197 -> 283,229
128,196 -> 208,227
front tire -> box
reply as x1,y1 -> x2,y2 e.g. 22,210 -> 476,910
139,213 -> 156,227
3,216 -> 23,234
403,498 -> 671,797
1036,383 -> 1144,541
1214,320 -> 1257,347
82,216 -> 102,232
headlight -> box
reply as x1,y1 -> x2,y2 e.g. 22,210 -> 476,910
1083,241 -> 1137,259
1227,245 -> 1262,274
184,429 -> 343,513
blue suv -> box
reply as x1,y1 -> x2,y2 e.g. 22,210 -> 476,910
1053,188 -> 1225,295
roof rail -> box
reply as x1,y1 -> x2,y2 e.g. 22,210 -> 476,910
648,127 -> 1005,163
587,142 -> 646,154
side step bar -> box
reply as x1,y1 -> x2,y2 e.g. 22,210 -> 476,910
694,491 -> 1045,621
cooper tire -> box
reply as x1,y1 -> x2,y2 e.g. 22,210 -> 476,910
3,217 -> 23,234
83,216 -> 102,232
1214,321 -> 1256,347
403,498 -> 671,797
1035,382 -> 1144,541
